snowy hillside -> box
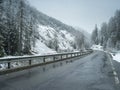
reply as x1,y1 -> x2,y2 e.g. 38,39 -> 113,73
32,25 -> 76,54
0,0 -> 91,57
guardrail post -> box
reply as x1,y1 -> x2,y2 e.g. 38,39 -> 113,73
53,56 -> 55,61
29,60 -> 32,65
8,62 -> 11,69
43,57 -> 46,63
61,55 -> 62,60
76,53 -> 78,56
66,54 -> 68,58
81,52 -> 83,55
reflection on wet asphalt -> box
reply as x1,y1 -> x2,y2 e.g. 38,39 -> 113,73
0,51 -> 120,90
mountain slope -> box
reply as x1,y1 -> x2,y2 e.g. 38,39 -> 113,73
0,0 -> 90,56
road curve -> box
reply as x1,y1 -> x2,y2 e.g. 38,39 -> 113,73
0,51 -> 119,90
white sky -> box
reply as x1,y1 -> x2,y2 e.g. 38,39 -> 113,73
28,0 -> 120,33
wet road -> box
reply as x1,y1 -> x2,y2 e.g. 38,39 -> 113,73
0,51 -> 119,90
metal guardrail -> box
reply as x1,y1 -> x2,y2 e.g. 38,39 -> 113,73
0,49 -> 93,75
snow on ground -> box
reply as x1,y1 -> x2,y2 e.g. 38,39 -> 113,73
60,30 -> 74,41
38,25 -> 55,40
91,45 -> 120,63
91,44 -> 103,51
58,30 -> 75,51
36,25 -> 75,53
33,39 -> 56,55
111,52 -> 120,63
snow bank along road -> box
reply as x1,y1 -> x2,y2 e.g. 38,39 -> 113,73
0,51 -> 120,90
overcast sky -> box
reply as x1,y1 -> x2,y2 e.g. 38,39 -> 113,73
28,0 -> 120,33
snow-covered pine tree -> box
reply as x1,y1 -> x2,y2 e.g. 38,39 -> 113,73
100,23 -> 108,48
53,33 -> 59,52
16,0 -> 28,55
0,35 -> 4,57
0,0 -> 5,57
91,25 -> 99,45
75,33 -> 85,50
98,10 -> 120,51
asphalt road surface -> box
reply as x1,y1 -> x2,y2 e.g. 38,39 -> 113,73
0,51 -> 120,90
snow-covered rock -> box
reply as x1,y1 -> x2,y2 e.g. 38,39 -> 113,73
112,53 -> 120,62
33,38 -> 56,55
32,25 -> 76,54
111,51 -> 120,63
91,44 -> 103,51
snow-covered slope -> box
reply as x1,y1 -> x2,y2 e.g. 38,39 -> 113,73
30,11 -> 92,54
33,25 -> 76,54
111,51 -> 120,63
112,53 -> 120,62
33,39 -> 56,54
91,44 -> 103,51
0,0 -> 91,57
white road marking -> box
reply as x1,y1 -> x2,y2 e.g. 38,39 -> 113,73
107,54 -> 120,85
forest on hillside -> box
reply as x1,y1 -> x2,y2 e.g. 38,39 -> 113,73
0,0 -> 90,57
0,0 -> 39,56
91,10 -> 120,51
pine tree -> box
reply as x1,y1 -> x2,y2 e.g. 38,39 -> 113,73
75,33 -> 85,50
53,33 -> 59,52
98,10 -> 120,51
100,23 -> 108,47
16,0 -> 27,55
91,25 -> 99,45
5,0 -> 12,55
0,0 -> 5,57
0,34 -> 4,57
115,10 -> 120,41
